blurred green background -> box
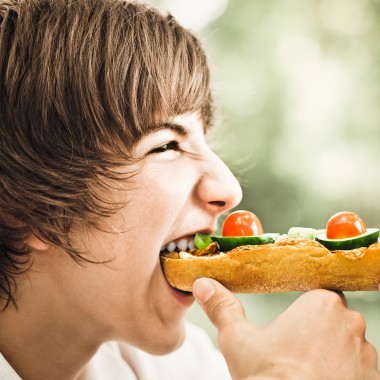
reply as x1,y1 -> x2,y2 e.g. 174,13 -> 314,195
151,0 -> 380,356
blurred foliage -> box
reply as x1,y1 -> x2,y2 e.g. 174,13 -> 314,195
153,0 -> 380,361
204,0 -> 380,234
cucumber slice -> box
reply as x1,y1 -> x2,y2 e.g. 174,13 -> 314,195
261,233 -> 281,241
315,228 -> 379,250
211,233 -> 279,251
288,227 -> 318,239
194,234 -> 213,250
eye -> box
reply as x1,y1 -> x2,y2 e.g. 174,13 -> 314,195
149,141 -> 179,154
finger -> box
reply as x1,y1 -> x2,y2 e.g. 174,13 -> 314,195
332,290 -> 348,307
193,278 -> 248,330
295,289 -> 349,313
363,342 -> 379,369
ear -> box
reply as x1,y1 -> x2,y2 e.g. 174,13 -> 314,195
26,234 -> 49,251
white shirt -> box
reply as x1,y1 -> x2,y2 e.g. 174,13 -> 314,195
0,323 -> 231,380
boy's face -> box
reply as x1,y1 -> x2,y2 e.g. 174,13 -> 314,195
30,112 -> 242,354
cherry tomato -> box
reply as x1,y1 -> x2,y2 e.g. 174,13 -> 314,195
326,211 -> 366,239
222,210 -> 264,237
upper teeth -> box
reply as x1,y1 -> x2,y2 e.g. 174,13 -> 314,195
161,238 -> 195,252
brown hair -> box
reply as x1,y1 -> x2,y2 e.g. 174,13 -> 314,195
0,0 -> 213,308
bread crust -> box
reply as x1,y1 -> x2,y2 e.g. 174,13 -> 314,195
160,238 -> 380,293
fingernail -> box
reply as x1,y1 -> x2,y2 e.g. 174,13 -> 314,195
193,278 -> 215,303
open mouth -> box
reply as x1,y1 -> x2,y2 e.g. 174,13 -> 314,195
159,232 -> 217,300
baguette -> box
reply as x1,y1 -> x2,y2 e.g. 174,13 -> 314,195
160,238 -> 380,293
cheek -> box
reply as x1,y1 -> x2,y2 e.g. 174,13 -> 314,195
126,172 -> 194,228
87,167 -> 196,268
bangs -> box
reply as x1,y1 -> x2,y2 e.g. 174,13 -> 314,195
3,1 -> 213,155
103,5 -> 214,147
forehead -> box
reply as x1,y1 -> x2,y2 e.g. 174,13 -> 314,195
170,112 -> 204,133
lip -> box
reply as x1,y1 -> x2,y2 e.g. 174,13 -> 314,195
168,284 -> 194,307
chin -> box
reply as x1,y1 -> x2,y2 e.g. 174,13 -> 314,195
140,319 -> 187,355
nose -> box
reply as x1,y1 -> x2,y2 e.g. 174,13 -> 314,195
196,147 -> 243,215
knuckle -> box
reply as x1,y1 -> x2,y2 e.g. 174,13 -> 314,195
209,297 -> 237,316
349,311 -> 366,334
365,342 -> 379,364
309,289 -> 343,308
323,291 -> 344,306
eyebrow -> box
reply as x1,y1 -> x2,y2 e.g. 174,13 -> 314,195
146,122 -> 189,136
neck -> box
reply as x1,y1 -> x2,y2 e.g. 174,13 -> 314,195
0,277 -> 108,380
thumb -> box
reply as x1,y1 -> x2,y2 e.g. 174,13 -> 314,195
193,278 -> 247,330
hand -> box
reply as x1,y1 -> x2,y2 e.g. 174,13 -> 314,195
193,278 -> 380,380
